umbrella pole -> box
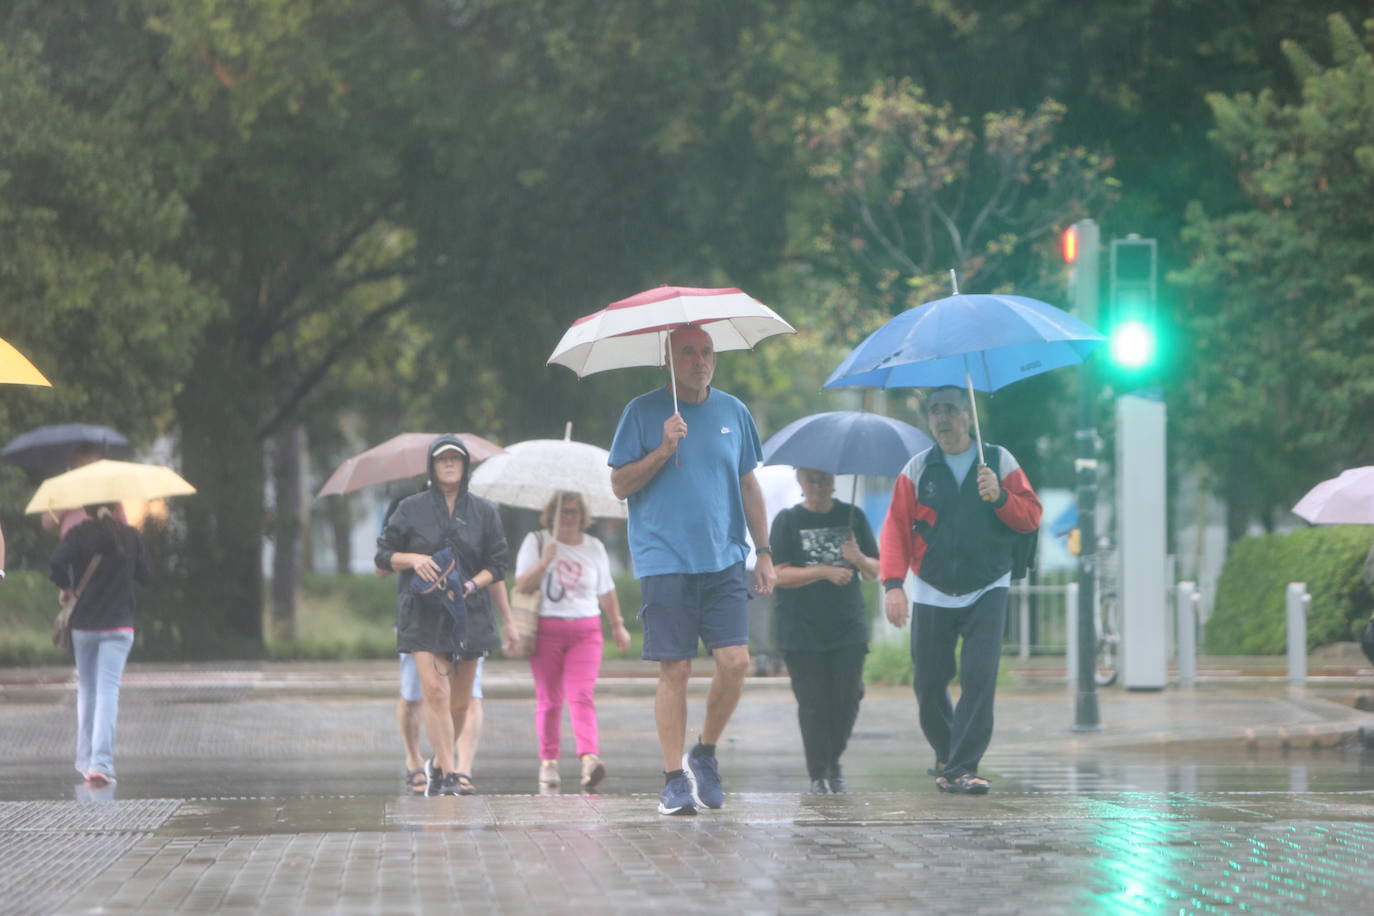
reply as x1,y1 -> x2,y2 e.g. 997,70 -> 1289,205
949,268 -> 959,295
965,364 -> 985,465
665,331 -> 679,415
849,476 -> 858,532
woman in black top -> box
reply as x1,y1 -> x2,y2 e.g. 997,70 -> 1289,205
49,504 -> 152,787
375,435 -> 512,796
770,468 -> 880,794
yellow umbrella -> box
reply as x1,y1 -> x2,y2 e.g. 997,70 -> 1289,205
0,337 -> 53,387
25,459 -> 195,514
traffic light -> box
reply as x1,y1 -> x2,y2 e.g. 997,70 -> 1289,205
1107,236 -> 1158,372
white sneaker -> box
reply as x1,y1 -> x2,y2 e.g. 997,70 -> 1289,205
580,754 -> 606,791
539,759 -> 560,788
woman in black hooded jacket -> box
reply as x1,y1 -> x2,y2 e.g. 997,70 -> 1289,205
375,434 -> 512,795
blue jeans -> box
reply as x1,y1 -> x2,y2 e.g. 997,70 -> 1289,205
71,629 -> 134,778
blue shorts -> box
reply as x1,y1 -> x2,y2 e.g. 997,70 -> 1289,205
639,562 -> 750,661
399,654 -> 484,701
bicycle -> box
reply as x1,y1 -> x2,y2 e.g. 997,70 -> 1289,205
1093,546 -> 1121,687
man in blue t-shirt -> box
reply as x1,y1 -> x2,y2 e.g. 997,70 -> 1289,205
608,324 -> 777,816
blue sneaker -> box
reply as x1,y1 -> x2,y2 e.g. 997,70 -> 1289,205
658,774 -> 697,816
684,749 -> 724,809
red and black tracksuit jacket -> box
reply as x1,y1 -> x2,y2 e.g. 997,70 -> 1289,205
880,444 -> 1042,597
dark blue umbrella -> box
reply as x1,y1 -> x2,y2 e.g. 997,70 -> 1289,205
762,411 -> 932,478
1,423 -> 132,473
824,285 -> 1104,463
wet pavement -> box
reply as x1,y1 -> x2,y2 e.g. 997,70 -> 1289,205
3,658 -> 1374,914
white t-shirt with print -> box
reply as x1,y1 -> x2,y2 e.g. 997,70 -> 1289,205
515,532 -> 613,619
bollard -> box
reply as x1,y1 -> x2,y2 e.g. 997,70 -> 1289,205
1176,581 -> 1199,686
1019,588 -> 1031,659
1286,582 -> 1310,685
1065,583 -> 1079,686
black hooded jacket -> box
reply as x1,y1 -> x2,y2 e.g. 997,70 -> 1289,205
374,434 -> 510,652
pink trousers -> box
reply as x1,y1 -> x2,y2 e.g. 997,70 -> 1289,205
529,616 -> 603,759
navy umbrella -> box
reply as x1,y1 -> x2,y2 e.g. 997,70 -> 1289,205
1,423 -> 133,473
762,411 -> 932,478
762,411 -> 933,529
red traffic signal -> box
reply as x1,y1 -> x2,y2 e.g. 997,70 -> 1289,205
1060,226 -> 1079,264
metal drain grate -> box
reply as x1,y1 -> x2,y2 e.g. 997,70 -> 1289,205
0,799 -> 180,832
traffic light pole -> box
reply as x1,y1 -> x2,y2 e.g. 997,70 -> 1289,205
1069,219 -> 1102,730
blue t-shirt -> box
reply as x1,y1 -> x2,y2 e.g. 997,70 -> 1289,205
608,386 -> 763,577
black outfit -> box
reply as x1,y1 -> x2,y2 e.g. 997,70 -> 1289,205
770,500 -> 877,782
49,519 -> 152,629
376,483 -> 509,659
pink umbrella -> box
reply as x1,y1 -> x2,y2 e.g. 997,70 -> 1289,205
547,285 -> 795,413
316,432 -> 505,498
1292,466 -> 1374,524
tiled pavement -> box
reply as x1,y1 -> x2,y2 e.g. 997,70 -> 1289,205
3,659 -> 1374,914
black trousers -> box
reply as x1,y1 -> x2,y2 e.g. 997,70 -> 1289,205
910,588 -> 1007,779
784,644 -> 867,780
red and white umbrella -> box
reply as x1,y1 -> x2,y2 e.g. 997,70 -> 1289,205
547,285 -> 795,412
1292,466 -> 1374,525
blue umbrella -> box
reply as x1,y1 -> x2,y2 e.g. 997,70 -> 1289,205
824,286 -> 1104,463
762,411 -> 932,478
1,423 -> 132,473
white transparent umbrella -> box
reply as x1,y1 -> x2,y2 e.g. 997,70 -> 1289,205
469,433 -> 626,520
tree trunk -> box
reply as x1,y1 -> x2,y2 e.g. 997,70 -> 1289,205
176,334 -> 267,653
270,424 -> 308,642
328,493 -> 354,575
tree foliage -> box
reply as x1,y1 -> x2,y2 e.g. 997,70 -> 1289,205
1173,13 -> 1374,537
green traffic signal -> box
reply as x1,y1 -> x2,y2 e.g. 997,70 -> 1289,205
1109,319 -> 1156,369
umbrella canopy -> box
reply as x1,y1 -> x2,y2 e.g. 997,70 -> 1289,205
0,337 -> 52,387
825,293 -> 1104,391
824,291 -> 1104,462
761,411 -> 932,478
1,423 -> 133,473
316,432 -> 505,498
468,438 -> 626,520
25,459 -> 195,514
1292,466 -> 1374,524
548,286 -> 795,378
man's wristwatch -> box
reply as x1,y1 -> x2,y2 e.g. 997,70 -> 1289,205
755,546 -> 771,556
883,578 -> 905,592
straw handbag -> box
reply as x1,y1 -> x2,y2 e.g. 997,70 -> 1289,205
506,533 -> 546,659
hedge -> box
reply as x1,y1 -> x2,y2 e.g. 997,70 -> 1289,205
1206,526 -> 1374,654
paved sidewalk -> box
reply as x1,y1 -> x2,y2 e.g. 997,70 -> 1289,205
3,657 -> 1374,914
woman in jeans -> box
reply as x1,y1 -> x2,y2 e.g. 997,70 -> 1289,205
49,504 -> 152,787
515,491 -> 629,791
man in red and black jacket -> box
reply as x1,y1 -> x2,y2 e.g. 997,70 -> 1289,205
880,386 -> 1041,795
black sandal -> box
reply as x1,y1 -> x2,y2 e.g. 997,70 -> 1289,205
935,776 -> 952,793
455,772 -> 477,795
947,774 -> 990,795
406,768 -> 426,792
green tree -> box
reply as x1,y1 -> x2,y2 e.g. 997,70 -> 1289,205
0,22 -> 220,565
1174,13 -> 1374,539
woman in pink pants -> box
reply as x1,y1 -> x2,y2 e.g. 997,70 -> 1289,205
514,491 -> 630,791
